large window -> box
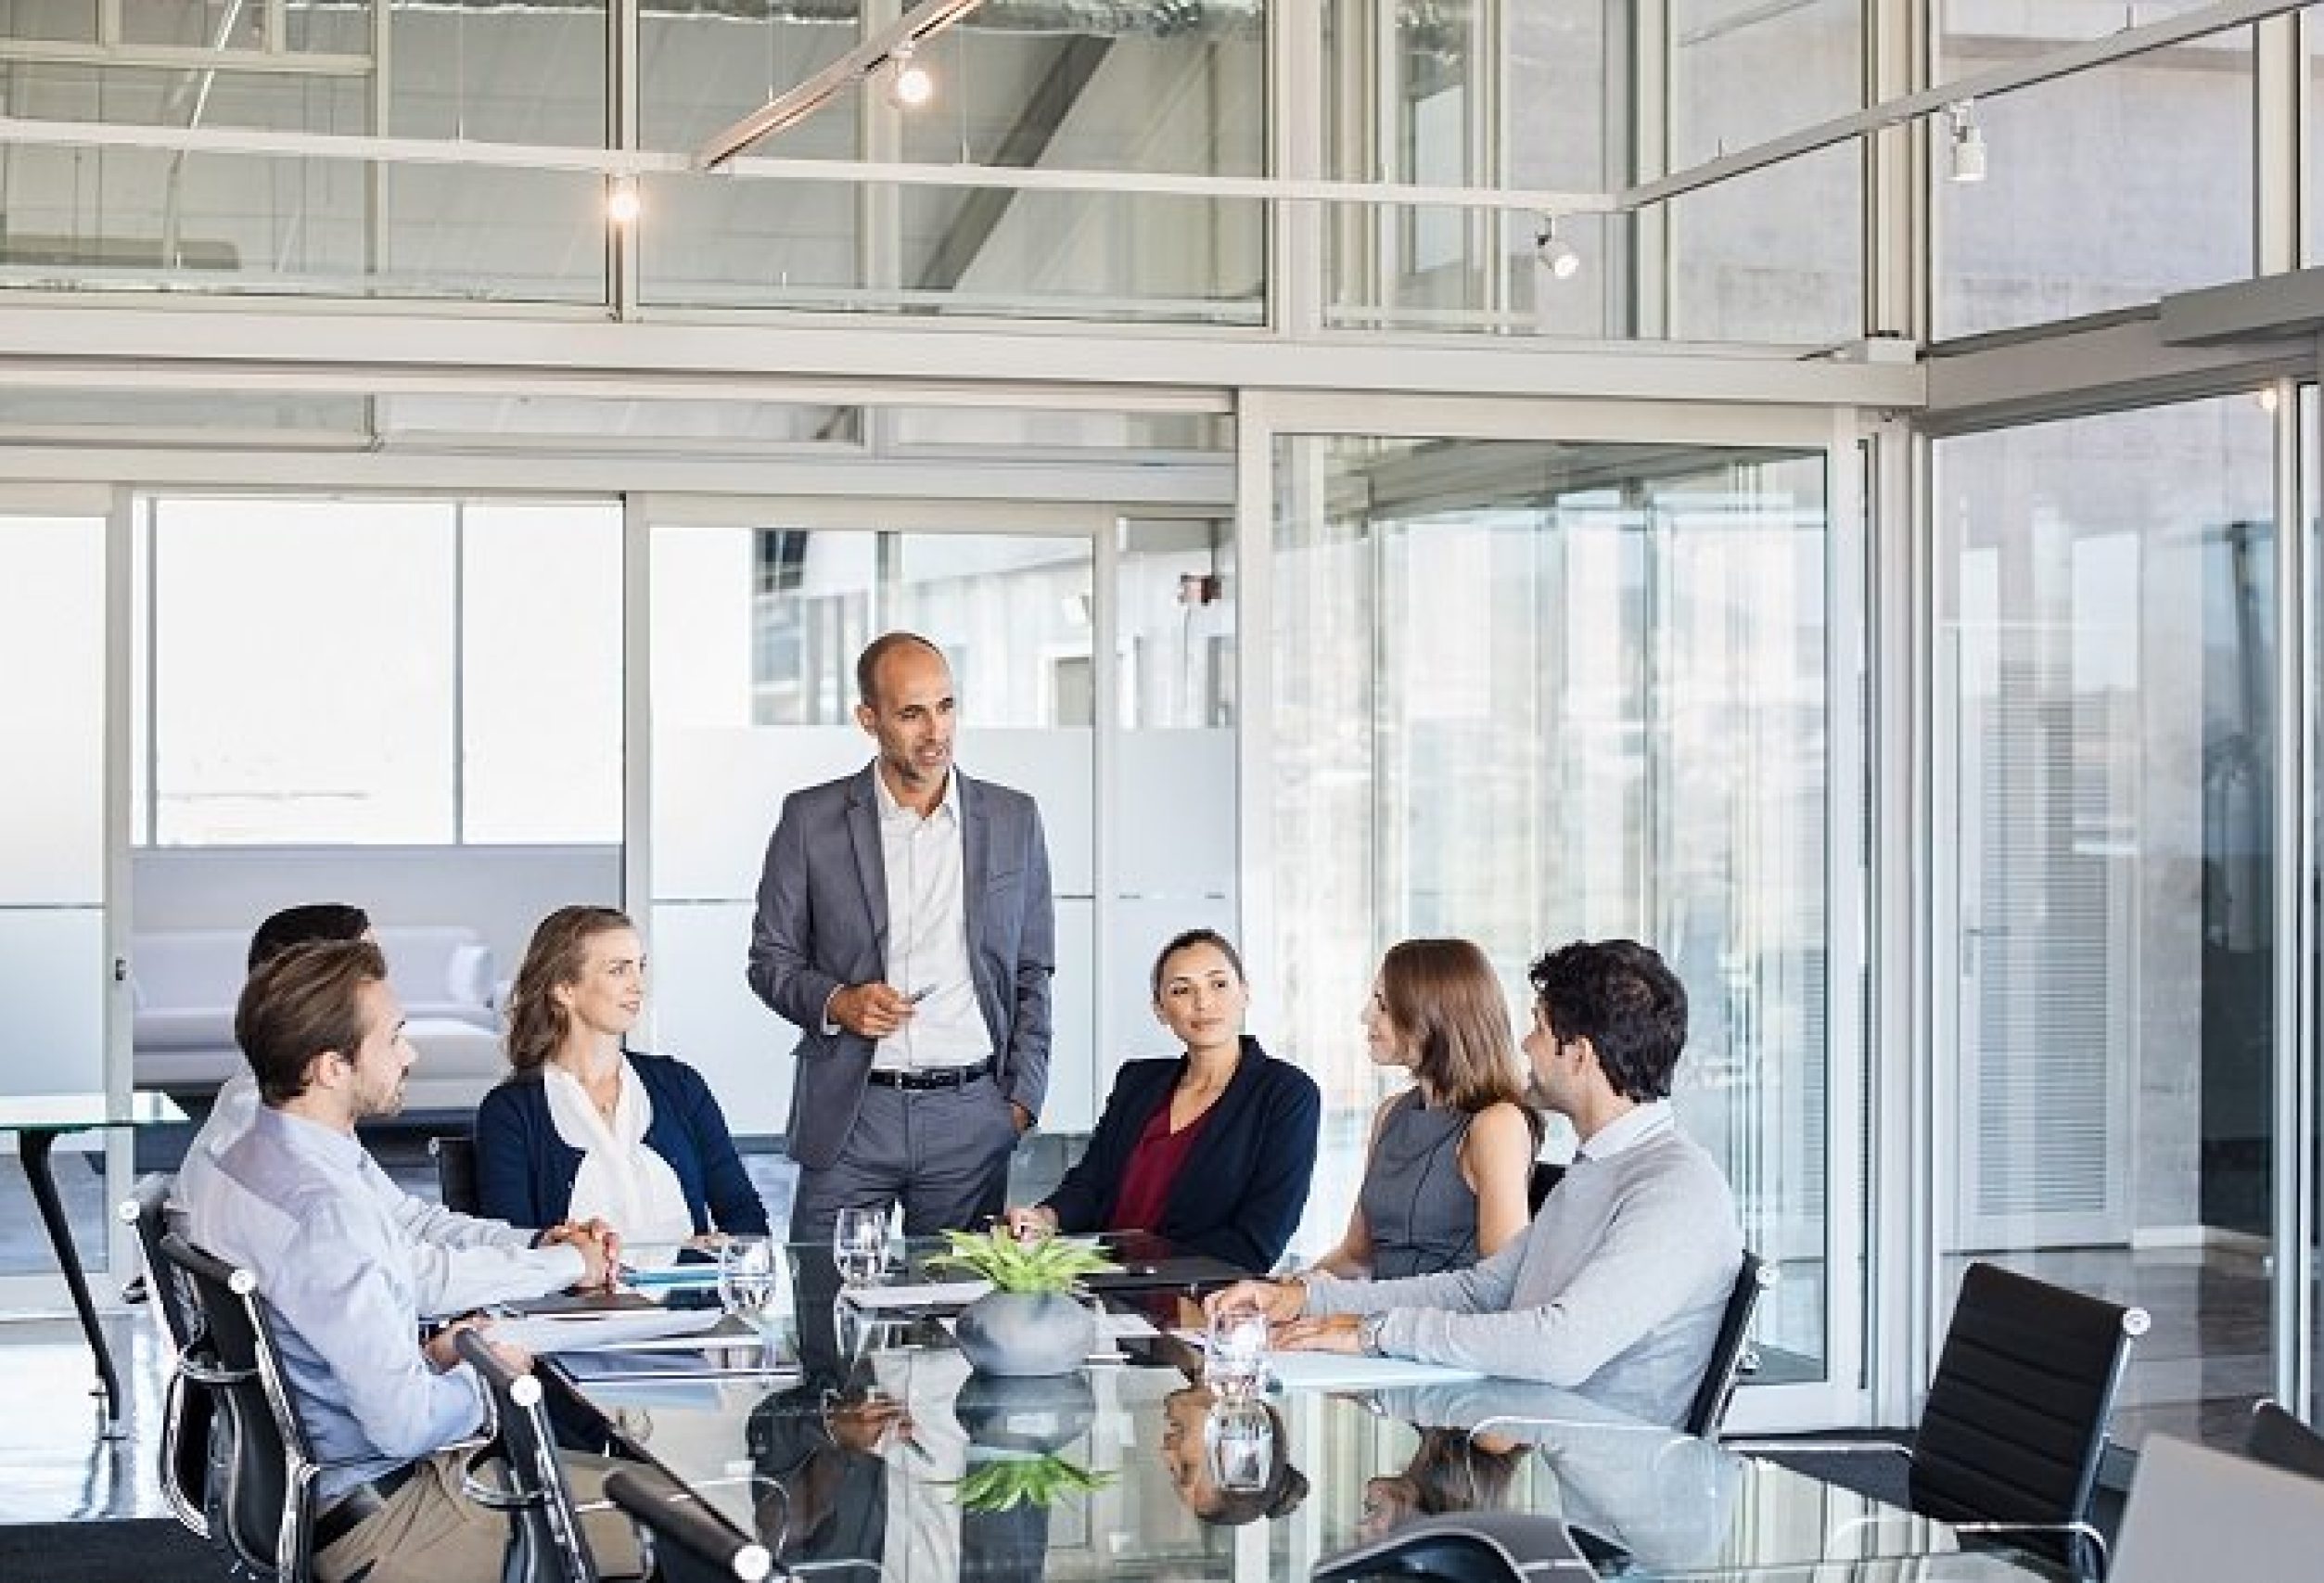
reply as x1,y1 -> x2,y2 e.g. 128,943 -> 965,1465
136,497 -> 622,847
1271,431 -> 1836,1383
1935,395 -> 2279,1445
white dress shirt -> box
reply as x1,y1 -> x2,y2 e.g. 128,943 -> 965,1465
175,1071 -> 581,1317
870,767 -> 990,1073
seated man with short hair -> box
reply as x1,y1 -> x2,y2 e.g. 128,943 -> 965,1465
1208,938 -> 1742,1427
175,902 -> 608,1316
183,939 -> 640,1583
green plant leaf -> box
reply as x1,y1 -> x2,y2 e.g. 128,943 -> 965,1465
923,1227 -> 1120,1294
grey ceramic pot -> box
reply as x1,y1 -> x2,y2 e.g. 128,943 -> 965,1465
953,1290 -> 1096,1377
951,1370 -> 1098,1453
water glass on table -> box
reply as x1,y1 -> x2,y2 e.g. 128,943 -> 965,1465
834,1205 -> 890,1285
718,1235 -> 780,1323
1204,1300 -> 1271,1398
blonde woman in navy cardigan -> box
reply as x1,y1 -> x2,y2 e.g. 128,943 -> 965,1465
475,906 -> 768,1240
1003,929 -> 1319,1271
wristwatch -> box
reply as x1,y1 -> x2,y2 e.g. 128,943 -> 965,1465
1357,1312 -> 1389,1357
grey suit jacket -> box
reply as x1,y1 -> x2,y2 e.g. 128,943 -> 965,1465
747,763 -> 1055,1170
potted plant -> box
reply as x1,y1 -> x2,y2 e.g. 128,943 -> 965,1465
926,1227 -> 1118,1377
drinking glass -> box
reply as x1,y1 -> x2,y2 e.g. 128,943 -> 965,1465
1204,1301 -> 1271,1398
717,1236 -> 780,1323
1205,1394 -> 1276,1493
834,1205 -> 890,1285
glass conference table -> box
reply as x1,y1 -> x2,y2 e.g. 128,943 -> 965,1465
542,1245 -> 2066,1583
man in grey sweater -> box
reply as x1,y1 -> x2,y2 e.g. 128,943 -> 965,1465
1207,938 -> 1742,1427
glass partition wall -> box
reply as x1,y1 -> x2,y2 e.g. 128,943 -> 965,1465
1933,396 -> 2284,1447
0,505 -> 114,1285
642,504 -> 1240,1168
1259,416 -> 1856,1420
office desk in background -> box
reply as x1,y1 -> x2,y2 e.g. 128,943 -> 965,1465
1,1090 -> 185,1434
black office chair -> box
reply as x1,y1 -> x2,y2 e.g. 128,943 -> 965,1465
160,1232 -> 330,1582
1738,1260 -> 2148,1579
604,1466 -> 774,1583
454,1328 -> 598,1583
121,1175 -> 211,1538
1314,1511 -> 1596,1583
2246,1398 -> 2324,1483
1526,1161 -> 1566,1215
1680,1250 -> 1777,1438
433,1132 -> 482,1216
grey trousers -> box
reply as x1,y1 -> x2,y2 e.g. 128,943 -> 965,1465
789,1073 -> 1020,1245
312,1448 -> 646,1583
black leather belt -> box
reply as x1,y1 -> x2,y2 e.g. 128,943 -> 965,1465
314,1457 -> 424,1551
864,1061 -> 990,1091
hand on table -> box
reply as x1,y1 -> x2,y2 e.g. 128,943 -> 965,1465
1270,1313 -> 1364,1354
1002,1205 -> 1058,1242
543,1217 -> 619,1288
1202,1278 -> 1307,1325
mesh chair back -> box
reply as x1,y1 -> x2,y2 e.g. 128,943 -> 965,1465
1909,1260 -> 2147,1564
453,1329 -> 597,1583
122,1175 -> 211,1538
1682,1250 -> 1776,1438
2246,1399 -> 2324,1484
1526,1162 -> 1566,1215
604,1466 -> 773,1583
160,1232 -> 322,1582
432,1134 -> 481,1217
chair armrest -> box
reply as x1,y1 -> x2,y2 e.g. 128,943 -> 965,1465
1724,1436 -> 1912,1460
1948,1518 -> 2110,1577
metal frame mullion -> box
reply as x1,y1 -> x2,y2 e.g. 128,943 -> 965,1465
2275,360 -> 2318,1418
611,0 -> 641,319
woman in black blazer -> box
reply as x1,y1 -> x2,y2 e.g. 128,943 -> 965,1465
1004,929 -> 1320,1271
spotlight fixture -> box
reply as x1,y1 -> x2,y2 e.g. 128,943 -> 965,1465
606,174 -> 642,224
888,43 -> 935,109
1535,217 -> 1581,282
1946,101 -> 1987,185
697,0 -> 984,169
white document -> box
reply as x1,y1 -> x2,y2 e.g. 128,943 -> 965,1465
839,1279 -> 992,1312
488,1309 -> 730,1355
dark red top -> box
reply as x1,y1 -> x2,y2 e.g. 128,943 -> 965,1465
1109,1093 -> 1215,1235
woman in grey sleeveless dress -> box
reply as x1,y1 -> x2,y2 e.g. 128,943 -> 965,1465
1311,938 -> 1542,1279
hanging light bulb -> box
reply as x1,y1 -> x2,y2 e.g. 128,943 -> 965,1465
1536,217 -> 1582,282
607,174 -> 643,225
889,43 -> 934,109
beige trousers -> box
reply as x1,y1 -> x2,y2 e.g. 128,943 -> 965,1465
312,1447 -> 647,1583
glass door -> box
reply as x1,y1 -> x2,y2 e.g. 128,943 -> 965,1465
1252,401 -> 1860,1426
1934,395 -> 2282,1448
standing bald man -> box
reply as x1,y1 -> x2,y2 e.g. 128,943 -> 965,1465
748,632 -> 1054,1244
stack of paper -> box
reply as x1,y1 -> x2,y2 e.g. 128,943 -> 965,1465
487,1309 -> 731,1355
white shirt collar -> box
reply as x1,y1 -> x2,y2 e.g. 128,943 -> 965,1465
873,762 -> 958,827
1577,1099 -> 1675,1161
